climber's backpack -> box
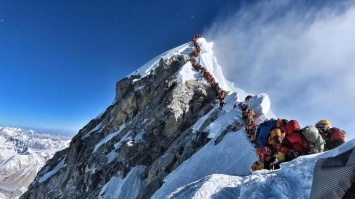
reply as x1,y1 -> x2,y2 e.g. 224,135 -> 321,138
284,120 -> 300,136
329,128 -> 347,140
255,118 -> 277,148
244,109 -> 255,126
245,115 -> 254,126
301,125 -> 324,153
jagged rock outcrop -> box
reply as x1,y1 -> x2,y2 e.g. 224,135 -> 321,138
21,54 -> 222,199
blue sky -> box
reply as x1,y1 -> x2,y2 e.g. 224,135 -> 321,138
0,0 -> 241,136
1,0 -> 354,140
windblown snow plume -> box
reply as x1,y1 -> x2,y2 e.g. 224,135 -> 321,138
205,0 -> 355,140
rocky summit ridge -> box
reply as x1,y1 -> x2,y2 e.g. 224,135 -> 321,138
20,37 -> 270,199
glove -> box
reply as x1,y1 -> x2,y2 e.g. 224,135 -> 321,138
288,150 -> 298,160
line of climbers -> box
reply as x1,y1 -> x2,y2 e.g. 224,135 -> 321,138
190,34 -> 346,171
188,34 -> 348,174
233,96 -> 347,171
236,95 -> 256,141
252,118 -> 346,171
189,35 -> 347,172
190,34 -> 227,109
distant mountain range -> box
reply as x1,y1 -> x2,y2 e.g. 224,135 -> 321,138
0,126 -> 71,199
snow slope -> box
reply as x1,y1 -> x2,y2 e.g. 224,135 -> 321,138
99,165 -> 146,199
160,140 -> 355,199
128,43 -> 191,78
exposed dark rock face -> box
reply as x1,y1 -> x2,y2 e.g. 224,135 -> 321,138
21,56 -> 222,199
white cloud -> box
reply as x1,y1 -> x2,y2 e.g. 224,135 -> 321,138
205,0 -> 355,140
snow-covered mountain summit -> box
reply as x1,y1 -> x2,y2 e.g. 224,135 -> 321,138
19,36 -> 272,199
128,37 -> 230,92
0,126 -> 70,199
20,37 -> 354,199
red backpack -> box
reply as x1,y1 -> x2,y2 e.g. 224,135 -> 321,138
330,128 -> 346,141
287,131 -> 309,153
279,129 -> 309,159
284,120 -> 300,136
324,128 -> 346,150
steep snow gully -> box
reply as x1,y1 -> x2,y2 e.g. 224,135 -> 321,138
22,35 -> 355,199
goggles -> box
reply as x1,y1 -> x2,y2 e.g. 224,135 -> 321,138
268,135 -> 281,145
316,123 -> 328,130
272,135 -> 281,144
